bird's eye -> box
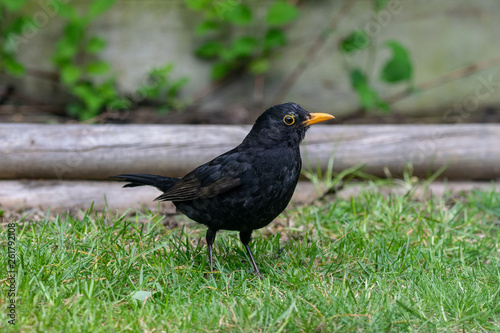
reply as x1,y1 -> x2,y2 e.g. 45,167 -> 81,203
283,115 -> 295,125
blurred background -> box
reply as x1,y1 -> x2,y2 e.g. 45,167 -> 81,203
1,0 -> 499,125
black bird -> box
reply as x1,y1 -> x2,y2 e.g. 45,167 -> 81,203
112,103 -> 334,278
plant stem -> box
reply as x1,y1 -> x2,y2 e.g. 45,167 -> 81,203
385,55 -> 500,105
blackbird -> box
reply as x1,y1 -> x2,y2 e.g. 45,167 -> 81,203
111,102 -> 334,278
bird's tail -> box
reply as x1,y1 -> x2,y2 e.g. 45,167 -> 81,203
110,174 -> 179,193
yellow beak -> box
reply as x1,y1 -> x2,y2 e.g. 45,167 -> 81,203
302,113 -> 335,126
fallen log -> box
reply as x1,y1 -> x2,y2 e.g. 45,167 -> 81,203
0,180 -> 319,213
1,123 -> 499,180
0,180 -> 497,213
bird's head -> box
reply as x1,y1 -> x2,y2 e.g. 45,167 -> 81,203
244,102 -> 334,148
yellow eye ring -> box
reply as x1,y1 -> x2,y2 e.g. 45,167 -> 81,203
283,115 -> 295,125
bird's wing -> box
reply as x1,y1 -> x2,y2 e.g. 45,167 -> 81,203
154,151 -> 243,202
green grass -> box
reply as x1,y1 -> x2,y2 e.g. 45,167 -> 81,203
1,183 -> 499,332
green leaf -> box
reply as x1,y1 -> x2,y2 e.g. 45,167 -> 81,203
148,63 -> 174,82
86,61 -> 110,75
89,0 -> 116,19
64,22 -> 85,44
350,68 -> 366,89
138,63 -> 187,100
185,0 -> 211,11
2,0 -> 27,11
3,34 -> 20,54
7,17 -> 33,36
98,80 -> 119,99
211,62 -> 232,80
137,85 -> 156,99
156,63 -> 175,75
249,58 -> 269,75
72,84 -> 104,116
167,77 -> 189,97
225,4 -> 252,25
4,57 -> 25,76
231,36 -> 257,58
264,28 -> 287,51
195,21 -> 219,36
266,1 -> 298,25
340,30 -> 369,54
53,37 -> 79,64
86,37 -> 106,54
375,0 -> 388,11
196,41 -> 224,59
107,97 -> 131,110
57,3 -> 80,21
350,68 -> 387,111
61,64 -> 82,85
380,41 -> 412,83
213,0 -> 238,20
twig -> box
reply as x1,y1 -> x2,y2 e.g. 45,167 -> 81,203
272,0 -> 355,105
338,55 -> 500,122
385,55 -> 500,105
24,67 -> 59,82
253,74 -> 265,106
189,69 -> 246,107
191,78 -> 227,104
80,110 -> 130,124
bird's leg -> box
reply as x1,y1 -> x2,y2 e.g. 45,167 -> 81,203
206,229 -> 217,275
244,244 -> 263,280
240,231 -> 263,279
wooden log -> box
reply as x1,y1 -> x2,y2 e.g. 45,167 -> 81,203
1,124 -> 499,180
0,180 -> 320,212
0,180 -> 497,213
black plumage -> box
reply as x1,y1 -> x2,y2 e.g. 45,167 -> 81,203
111,102 -> 334,278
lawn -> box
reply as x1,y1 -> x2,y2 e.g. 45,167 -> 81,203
1,182 -> 499,332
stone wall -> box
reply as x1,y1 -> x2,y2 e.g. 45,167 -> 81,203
6,0 -> 500,118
